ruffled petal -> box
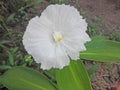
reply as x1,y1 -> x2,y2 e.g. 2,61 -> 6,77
23,4 -> 91,70
41,44 -> 70,70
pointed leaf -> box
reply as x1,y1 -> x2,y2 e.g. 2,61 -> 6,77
0,66 -> 56,90
81,36 -> 120,62
87,64 -> 98,80
8,52 -> 14,66
0,65 -> 11,71
56,60 -> 92,90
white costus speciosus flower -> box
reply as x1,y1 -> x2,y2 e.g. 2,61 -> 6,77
23,4 -> 91,70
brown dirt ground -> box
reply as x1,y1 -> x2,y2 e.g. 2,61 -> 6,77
23,0 -> 120,90
79,0 -> 120,35
68,0 -> 120,34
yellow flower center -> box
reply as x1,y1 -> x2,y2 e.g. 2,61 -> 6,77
53,31 -> 62,42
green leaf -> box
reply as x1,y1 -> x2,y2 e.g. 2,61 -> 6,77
11,47 -> 18,53
7,13 -> 15,23
50,0 -> 68,4
81,36 -> 120,62
0,15 -> 4,22
87,64 -> 98,76
8,52 -> 14,66
0,40 -> 11,45
87,64 -> 98,80
56,60 -> 92,90
0,65 -> 11,71
23,0 -> 43,9
0,66 -> 56,90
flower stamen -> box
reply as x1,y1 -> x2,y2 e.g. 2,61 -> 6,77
53,31 -> 62,42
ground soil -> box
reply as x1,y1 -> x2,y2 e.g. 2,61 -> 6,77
69,0 -> 120,34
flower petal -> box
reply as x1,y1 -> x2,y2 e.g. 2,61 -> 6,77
41,44 -> 70,70
23,4 -> 91,70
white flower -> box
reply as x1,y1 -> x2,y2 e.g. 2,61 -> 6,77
23,4 -> 91,70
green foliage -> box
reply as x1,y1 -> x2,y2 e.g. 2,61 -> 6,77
81,36 -> 120,62
0,0 -> 43,74
0,41 -> 33,69
24,55 -> 33,66
0,65 -> 11,71
87,17 -> 104,37
7,47 -> 18,66
0,66 -> 56,90
24,55 -> 32,62
0,15 -> 8,32
87,23 -> 99,37
6,13 -> 16,23
87,64 -> 98,80
0,40 -> 11,48
50,0 -> 68,4
0,0 -> 43,32
0,40 -> 11,66
110,32 -> 120,42
8,51 -> 14,66
56,60 -> 92,90
0,0 -> 28,23
25,0 -> 44,8
80,8 -> 86,15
